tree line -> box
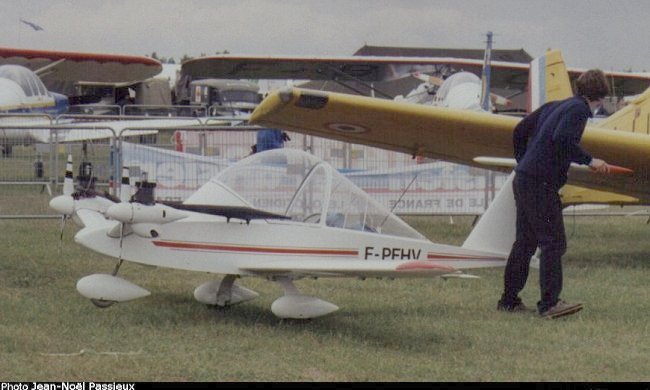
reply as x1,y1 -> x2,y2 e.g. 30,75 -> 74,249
147,50 -> 231,64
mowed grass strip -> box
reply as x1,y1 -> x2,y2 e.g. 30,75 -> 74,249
0,195 -> 649,381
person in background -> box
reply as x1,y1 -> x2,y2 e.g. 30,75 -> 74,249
254,129 -> 291,153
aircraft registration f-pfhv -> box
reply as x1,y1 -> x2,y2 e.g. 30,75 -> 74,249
51,148 -> 517,319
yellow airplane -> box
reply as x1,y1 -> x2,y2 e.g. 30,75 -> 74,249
250,50 -> 650,206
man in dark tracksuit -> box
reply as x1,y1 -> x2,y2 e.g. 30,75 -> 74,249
497,69 -> 611,319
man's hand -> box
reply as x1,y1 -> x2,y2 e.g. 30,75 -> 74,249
589,158 -> 610,174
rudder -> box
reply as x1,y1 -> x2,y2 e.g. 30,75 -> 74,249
528,49 -> 573,112
462,171 -> 516,256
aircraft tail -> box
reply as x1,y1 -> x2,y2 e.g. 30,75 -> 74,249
528,49 -> 573,112
594,88 -> 650,132
461,172 -> 516,256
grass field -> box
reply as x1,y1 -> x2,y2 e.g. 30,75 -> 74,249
1,187 -> 649,381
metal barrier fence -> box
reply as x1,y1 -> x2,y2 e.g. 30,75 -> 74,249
0,113 -> 508,218
68,104 -> 208,117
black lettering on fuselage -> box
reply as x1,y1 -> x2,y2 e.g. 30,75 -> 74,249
363,246 -> 421,260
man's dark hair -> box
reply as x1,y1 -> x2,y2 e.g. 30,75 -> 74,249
575,69 -> 610,101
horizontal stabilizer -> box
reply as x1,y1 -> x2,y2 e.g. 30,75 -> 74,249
239,259 -> 457,278
595,88 -> 650,132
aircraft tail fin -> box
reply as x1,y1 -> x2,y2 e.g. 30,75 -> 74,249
462,172 -> 516,256
594,88 -> 650,132
528,49 -> 573,112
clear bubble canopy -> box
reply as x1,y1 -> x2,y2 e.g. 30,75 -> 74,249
190,149 -> 426,240
0,64 -> 49,97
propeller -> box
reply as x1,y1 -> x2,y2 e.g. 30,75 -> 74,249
119,166 -> 132,203
49,154 -> 75,242
116,166 -> 131,268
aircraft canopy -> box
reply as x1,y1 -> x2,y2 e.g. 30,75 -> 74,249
192,149 -> 426,240
0,64 -> 48,97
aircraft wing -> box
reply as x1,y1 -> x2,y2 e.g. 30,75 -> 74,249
182,54 -> 530,88
239,259 -> 460,278
0,47 -> 162,96
250,87 -> 650,203
6,118 -> 201,143
182,54 -> 650,97
161,202 -> 290,222
60,118 -> 202,140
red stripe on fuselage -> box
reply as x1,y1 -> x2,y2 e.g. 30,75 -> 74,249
427,253 -> 504,261
152,240 -> 358,257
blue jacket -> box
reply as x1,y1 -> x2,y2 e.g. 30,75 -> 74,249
513,96 -> 593,190
256,129 -> 285,152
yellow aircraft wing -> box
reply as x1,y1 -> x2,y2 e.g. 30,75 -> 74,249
250,87 -> 650,203
596,88 -> 650,133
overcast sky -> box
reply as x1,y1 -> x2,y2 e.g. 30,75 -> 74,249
3,0 -> 649,72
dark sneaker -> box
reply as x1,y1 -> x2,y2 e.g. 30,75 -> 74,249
497,298 -> 528,312
540,300 -> 583,319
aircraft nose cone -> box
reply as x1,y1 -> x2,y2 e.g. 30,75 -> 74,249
49,195 -> 74,215
105,203 -> 133,223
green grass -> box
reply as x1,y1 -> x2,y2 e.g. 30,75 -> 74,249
0,191 -> 649,381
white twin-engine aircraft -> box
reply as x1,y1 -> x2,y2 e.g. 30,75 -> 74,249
50,148 -> 517,319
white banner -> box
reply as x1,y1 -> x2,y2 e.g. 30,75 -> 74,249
122,142 -> 507,214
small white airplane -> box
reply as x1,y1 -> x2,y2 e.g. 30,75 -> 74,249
0,64 -> 69,115
50,148 -> 517,319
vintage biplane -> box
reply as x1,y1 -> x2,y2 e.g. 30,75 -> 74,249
181,51 -> 650,112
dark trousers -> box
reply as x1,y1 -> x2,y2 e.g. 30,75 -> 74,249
502,173 -> 566,313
